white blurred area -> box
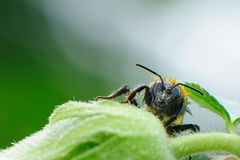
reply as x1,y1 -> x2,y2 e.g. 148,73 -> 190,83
34,1 -> 240,132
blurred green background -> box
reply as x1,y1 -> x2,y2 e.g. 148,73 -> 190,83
0,0 -> 148,148
0,0 -> 119,147
1,0 -> 240,148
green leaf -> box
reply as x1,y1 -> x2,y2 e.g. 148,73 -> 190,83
1,100 -> 240,160
0,100 -> 175,160
184,82 -> 231,123
216,96 -> 240,126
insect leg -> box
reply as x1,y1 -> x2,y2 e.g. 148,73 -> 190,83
167,124 -> 200,160
163,116 -> 178,128
166,124 -> 200,135
130,99 -> 138,106
95,86 -> 130,100
123,85 -> 149,106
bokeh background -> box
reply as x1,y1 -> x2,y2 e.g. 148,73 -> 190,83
1,0 -> 240,148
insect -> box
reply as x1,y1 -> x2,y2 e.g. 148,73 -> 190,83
96,64 -> 204,135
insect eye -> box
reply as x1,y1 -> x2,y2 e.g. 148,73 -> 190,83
153,83 -> 164,94
157,86 -> 162,92
157,85 -> 164,92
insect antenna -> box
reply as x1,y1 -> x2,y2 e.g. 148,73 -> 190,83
171,83 -> 204,95
136,64 -> 165,89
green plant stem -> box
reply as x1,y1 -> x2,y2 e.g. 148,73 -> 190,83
169,133 -> 240,159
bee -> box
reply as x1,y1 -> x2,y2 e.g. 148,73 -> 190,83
96,64 -> 204,135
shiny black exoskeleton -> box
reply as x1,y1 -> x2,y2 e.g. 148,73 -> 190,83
96,64 -> 203,135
